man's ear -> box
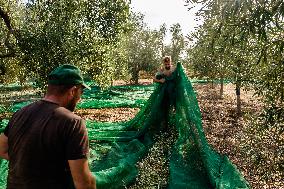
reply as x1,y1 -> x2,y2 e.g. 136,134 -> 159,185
69,86 -> 77,97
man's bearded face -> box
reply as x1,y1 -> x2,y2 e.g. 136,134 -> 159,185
66,86 -> 83,112
164,62 -> 171,70
66,96 -> 78,112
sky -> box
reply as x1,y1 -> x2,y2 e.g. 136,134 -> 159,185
130,0 -> 202,44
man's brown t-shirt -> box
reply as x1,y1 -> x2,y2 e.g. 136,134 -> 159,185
4,100 -> 89,189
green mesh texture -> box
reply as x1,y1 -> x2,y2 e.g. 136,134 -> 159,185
0,63 -> 250,188
78,85 -> 154,109
2,85 -> 153,114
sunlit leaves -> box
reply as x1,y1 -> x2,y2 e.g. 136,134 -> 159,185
1,0 -> 130,88
117,13 -> 163,84
168,23 -> 185,64
187,0 -> 284,103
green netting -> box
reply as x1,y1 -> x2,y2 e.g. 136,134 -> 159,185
0,80 -> 226,113
78,85 -> 154,109
0,63 -> 250,188
0,83 -> 27,92
0,120 -> 8,133
0,105 -> 6,114
0,85 -> 153,114
11,101 -> 33,113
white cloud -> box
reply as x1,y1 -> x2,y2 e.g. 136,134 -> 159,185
130,0 -> 202,44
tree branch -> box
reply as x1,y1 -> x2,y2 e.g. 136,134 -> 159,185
0,6 -> 13,31
0,6 -> 16,58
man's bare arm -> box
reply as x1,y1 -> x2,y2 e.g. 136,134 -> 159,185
153,77 -> 165,83
69,158 -> 96,189
0,133 -> 9,160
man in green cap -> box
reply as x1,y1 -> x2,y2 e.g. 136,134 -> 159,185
0,64 -> 96,189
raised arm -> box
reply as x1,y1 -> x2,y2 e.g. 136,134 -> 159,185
69,158 -> 96,189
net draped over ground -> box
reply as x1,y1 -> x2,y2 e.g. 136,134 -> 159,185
0,63 -> 250,189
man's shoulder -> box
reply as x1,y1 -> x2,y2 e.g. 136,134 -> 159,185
13,100 -> 42,116
13,100 -> 82,124
54,107 -> 81,121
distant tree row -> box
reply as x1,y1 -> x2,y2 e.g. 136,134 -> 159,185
0,0 -> 130,88
0,0 -> 187,88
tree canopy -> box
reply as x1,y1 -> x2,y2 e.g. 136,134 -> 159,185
186,0 -> 284,182
187,0 -> 284,106
0,0 -> 130,87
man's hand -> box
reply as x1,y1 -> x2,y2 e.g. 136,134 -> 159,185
160,78 -> 166,83
0,133 -> 9,160
69,158 -> 96,189
153,77 -> 166,84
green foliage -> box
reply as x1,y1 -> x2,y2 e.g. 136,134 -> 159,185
0,1 -> 26,84
241,107 -> 284,185
1,0 -> 130,88
119,13 -> 163,84
187,0 -> 284,104
1,1 -> 188,88
167,23 -> 185,64
186,0 -> 284,185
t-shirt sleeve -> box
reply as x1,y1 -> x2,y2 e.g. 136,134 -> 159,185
65,119 -> 89,160
3,114 -> 15,137
3,109 -> 22,137
3,122 -> 10,136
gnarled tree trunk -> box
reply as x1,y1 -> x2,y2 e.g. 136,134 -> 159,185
220,75 -> 224,98
236,80 -> 241,115
0,6 -> 18,58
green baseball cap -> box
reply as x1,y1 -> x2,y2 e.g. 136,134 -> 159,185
48,64 -> 91,90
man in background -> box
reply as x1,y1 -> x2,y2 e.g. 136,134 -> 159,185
0,64 -> 96,189
153,56 -> 177,130
153,56 -> 175,84
153,56 -> 176,106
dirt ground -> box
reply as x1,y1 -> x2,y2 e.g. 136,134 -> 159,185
77,80 -> 282,189
1,79 -> 282,188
